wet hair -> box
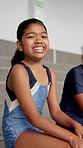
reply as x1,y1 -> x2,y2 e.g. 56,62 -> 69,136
11,18 -> 47,66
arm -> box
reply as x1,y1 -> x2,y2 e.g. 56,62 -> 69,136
9,65 -> 83,147
74,94 -> 83,112
47,69 -> 83,138
70,67 -> 83,112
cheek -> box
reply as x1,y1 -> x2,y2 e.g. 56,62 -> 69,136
46,40 -> 50,49
22,41 -> 32,49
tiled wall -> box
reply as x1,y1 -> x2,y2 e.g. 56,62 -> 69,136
0,40 -> 82,147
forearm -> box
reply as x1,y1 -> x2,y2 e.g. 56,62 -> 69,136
52,109 -> 81,130
29,113 -> 78,143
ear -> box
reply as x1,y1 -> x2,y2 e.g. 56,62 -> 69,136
16,41 -> 23,51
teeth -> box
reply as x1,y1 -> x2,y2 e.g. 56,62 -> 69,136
33,47 -> 43,50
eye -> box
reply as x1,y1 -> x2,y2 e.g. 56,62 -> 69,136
27,35 -> 35,38
41,35 -> 48,38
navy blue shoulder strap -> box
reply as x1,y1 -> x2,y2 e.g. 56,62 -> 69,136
16,62 -> 52,85
43,65 -> 52,84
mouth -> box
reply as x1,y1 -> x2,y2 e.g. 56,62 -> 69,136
32,46 -> 45,53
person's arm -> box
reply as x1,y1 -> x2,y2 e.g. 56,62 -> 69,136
8,65 -> 83,147
70,67 -> 83,112
47,69 -> 83,138
74,94 -> 83,112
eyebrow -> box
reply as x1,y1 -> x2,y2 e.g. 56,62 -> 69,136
24,32 -> 47,36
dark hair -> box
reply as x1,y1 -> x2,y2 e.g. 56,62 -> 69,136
11,18 -> 47,66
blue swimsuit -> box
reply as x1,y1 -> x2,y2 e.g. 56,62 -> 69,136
2,62 -> 52,148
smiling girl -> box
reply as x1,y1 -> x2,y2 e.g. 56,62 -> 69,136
2,18 -> 83,148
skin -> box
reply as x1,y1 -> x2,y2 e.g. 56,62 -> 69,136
74,94 -> 83,112
7,23 -> 83,148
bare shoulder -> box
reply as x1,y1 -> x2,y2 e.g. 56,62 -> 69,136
10,64 -> 28,77
9,64 -> 29,84
8,64 -> 29,90
48,67 -> 57,80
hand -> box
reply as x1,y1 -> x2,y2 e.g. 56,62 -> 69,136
69,135 -> 83,148
75,124 -> 83,139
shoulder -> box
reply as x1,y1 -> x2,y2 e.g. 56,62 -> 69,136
43,65 -> 57,83
65,65 -> 83,85
12,64 -> 27,72
65,65 -> 79,78
44,65 -> 56,77
47,67 -> 57,82
9,64 -> 28,80
7,64 -> 29,91
69,65 -> 82,73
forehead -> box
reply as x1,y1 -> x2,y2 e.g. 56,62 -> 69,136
24,23 -> 46,34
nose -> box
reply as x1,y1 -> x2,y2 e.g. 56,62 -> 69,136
35,35 -> 43,44
35,40 -> 43,44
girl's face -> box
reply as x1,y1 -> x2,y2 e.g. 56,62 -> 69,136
17,23 -> 49,62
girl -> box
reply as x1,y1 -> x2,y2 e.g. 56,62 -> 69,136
2,18 -> 83,148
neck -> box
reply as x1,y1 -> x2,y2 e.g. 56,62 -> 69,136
22,58 -> 44,68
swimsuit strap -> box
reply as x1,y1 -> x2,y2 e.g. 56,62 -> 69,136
18,62 -> 52,85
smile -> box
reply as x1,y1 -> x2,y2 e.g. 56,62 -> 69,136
32,46 -> 45,52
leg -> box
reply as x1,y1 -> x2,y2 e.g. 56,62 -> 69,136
14,131 -> 71,148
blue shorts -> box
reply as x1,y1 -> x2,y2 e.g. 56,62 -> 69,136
2,102 -> 44,148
